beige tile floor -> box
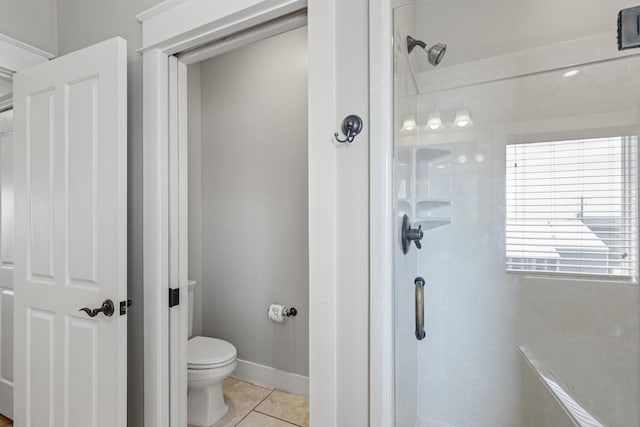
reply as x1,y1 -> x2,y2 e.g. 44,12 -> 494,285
0,378 -> 308,427
189,376 -> 309,427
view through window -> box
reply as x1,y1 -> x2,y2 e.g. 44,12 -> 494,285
506,137 -> 638,279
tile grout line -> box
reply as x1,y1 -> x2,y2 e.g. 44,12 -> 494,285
215,377 -> 307,427
253,408 -> 302,427
232,378 -> 306,427
232,388 -> 274,426
250,411 -> 299,426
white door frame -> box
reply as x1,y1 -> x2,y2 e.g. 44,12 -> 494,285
368,0 -> 395,424
0,33 -> 54,75
139,1 -> 369,426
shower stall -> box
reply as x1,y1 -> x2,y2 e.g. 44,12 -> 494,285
385,1 -> 640,426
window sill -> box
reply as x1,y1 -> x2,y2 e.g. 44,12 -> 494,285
506,270 -> 638,286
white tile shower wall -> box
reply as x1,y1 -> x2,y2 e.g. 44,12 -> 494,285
191,27 -> 309,380
394,237 -> 419,427
519,349 -> 578,427
414,139 -> 524,427
518,278 -> 640,427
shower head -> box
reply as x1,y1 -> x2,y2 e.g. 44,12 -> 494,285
406,36 -> 447,67
427,43 -> 447,67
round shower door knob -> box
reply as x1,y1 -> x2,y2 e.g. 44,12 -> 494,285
401,215 -> 424,254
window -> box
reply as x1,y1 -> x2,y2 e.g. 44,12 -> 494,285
506,137 -> 638,279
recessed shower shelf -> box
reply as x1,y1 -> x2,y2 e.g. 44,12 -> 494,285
396,146 -> 452,231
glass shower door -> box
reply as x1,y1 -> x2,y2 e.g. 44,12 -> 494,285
393,2 -> 640,426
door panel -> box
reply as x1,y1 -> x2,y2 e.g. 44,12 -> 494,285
65,316 -> 98,426
13,37 -> 127,427
26,89 -> 55,283
26,308 -> 54,426
67,77 -> 99,288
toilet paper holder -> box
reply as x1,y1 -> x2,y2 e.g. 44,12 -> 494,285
268,304 -> 298,323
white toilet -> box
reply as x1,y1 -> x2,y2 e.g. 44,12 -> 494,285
187,280 -> 238,426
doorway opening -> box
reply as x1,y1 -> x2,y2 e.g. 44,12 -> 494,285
140,0 -> 370,423
178,23 -> 309,427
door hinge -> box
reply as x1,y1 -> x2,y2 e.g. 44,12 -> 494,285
119,299 -> 132,316
169,288 -> 180,308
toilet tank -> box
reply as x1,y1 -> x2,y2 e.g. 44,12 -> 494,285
187,280 -> 196,338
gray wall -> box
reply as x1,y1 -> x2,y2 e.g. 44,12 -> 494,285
0,0 -> 57,54
56,0 -> 164,425
190,27 -> 309,377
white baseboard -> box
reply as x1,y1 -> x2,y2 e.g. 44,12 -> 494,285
232,359 -> 309,397
417,416 -> 457,427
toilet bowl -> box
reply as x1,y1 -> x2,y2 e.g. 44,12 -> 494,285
188,336 -> 237,426
187,280 -> 238,426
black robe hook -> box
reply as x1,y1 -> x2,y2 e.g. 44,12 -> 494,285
334,114 -> 363,143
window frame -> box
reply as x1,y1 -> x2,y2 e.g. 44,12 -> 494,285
504,135 -> 639,282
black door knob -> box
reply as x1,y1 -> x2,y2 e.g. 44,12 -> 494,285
79,299 -> 115,318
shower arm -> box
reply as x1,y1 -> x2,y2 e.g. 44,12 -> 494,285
406,36 -> 427,54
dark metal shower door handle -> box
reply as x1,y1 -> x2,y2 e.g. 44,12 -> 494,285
79,299 -> 115,318
415,277 -> 426,340
402,215 -> 424,254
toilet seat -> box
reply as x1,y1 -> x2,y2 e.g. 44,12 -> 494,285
188,336 -> 237,370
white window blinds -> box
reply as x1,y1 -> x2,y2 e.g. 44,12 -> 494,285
506,137 -> 638,279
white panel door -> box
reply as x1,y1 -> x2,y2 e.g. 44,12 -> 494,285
0,110 -> 14,419
13,37 -> 127,427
